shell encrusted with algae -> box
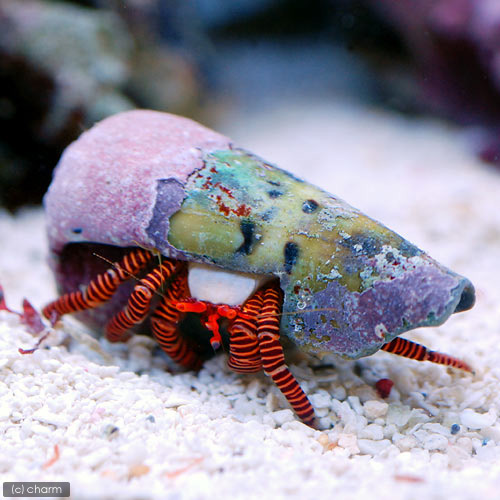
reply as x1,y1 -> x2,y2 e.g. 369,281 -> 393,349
45,110 -> 475,360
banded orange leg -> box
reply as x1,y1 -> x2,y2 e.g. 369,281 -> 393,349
42,249 -> 154,323
105,259 -> 184,342
230,284 -> 316,427
227,291 -> 263,374
151,270 -> 203,370
258,286 -> 316,426
381,337 -> 472,372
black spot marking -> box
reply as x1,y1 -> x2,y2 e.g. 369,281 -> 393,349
268,190 -> 283,198
261,210 -> 273,222
237,219 -> 256,255
267,180 -> 281,186
385,252 -> 396,263
284,241 -> 299,274
71,228 -> 82,234
302,199 -> 319,213
339,234 -> 382,257
399,240 -> 421,257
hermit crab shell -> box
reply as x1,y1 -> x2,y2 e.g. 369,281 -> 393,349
45,110 -> 475,360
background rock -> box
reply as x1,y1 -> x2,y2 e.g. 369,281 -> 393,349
0,0 -> 204,209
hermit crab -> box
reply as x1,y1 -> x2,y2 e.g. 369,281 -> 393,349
43,110 -> 475,426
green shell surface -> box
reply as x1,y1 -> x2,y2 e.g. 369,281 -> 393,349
168,149 -> 473,359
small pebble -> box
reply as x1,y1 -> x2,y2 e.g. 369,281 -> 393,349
330,386 -> 346,401
363,400 -> 388,419
359,423 -> 384,441
386,404 -> 411,427
338,433 -> 359,456
375,378 -> 394,398
102,424 -> 119,438
460,409 -> 497,430
347,396 -> 363,415
128,464 -> 150,479
450,424 -> 460,435
309,390 -> 332,409
271,409 -> 295,426
394,435 -> 417,452
357,438 -> 391,455
482,425 -> 500,442
32,408 -> 70,427
0,402 -> 11,421
456,437 -> 473,454
423,434 -> 448,451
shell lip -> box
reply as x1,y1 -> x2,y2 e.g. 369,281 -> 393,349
361,275 -> 475,359
407,275 -> 475,328
282,265 -> 475,361
453,280 -> 475,313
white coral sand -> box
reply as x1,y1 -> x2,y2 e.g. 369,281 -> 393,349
1,101 -> 499,499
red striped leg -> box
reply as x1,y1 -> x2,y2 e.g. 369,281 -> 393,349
257,285 -> 316,427
227,291 -> 263,374
42,249 -> 154,322
106,259 -> 182,342
381,337 -> 472,372
151,271 -> 202,370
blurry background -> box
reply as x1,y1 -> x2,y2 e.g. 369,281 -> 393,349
1,0 -> 500,209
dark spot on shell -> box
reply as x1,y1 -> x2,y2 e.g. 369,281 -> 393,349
261,211 -> 271,221
302,199 -> 319,213
267,180 -> 281,186
260,208 -> 276,222
284,241 -> 299,274
339,234 -> 382,257
237,220 -> 256,255
268,190 -> 283,198
385,252 -> 396,263
399,240 -> 421,257
71,228 -> 82,234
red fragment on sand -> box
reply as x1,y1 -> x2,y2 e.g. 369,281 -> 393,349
375,378 -> 394,398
